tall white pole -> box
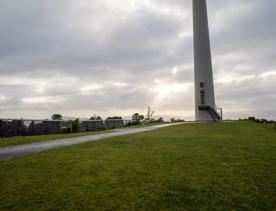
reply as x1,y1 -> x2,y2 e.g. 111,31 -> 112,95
193,0 -> 218,121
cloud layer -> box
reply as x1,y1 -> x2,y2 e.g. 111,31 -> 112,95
0,0 -> 275,120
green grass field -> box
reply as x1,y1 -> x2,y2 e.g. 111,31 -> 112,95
0,123 -> 166,147
0,121 -> 275,210
0,131 -> 111,147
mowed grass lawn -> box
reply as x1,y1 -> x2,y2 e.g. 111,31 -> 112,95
0,123 -> 166,147
0,131 -> 111,147
0,121 -> 275,210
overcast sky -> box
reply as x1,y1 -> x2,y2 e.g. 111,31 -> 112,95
0,0 -> 275,120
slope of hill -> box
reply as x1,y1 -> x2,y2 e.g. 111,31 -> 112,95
0,121 -> 275,210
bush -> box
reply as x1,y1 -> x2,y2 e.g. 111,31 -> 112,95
71,119 -> 80,133
60,127 -> 71,134
125,121 -> 141,127
130,113 -> 144,126
248,116 -> 275,126
170,118 -> 186,123
106,116 -> 122,120
90,115 -> 102,120
248,116 -> 256,121
149,117 -> 164,124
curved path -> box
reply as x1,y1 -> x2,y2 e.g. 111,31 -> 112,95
0,123 -> 182,159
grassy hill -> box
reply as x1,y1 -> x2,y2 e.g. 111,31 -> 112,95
0,121 -> 275,210
0,130 -> 110,147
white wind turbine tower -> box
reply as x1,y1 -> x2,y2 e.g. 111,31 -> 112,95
193,0 -> 222,121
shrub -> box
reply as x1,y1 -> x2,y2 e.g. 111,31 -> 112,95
125,121 -> 141,127
71,119 -> 80,133
248,116 -> 256,121
90,115 -> 102,120
106,116 -> 122,120
171,118 -> 186,123
60,127 -> 71,134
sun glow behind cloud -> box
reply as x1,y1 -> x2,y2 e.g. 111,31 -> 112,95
0,95 -> 6,101
215,70 -> 276,84
259,70 -> 276,78
152,82 -> 193,98
80,84 -> 104,92
22,96 -> 65,104
112,82 -> 128,87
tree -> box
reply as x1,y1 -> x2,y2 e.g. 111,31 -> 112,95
131,113 -> 144,125
71,119 -> 80,133
132,113 -> 144,121
170,117 -> 176,122
155,117 -> 164,123
170,117 -> 185,123
90,115 -> 102,120
51,114 -> 63,120
248,116 -> 256,121
106,116 -> 122,120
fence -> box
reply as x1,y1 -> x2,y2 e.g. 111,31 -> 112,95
0,119 -> 128,137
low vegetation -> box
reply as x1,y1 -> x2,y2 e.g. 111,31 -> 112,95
0,131 -> 109,147
248,116 -> 276,124
0,121 -> 275,210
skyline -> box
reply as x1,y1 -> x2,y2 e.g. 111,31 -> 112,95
0,0 -> 276,120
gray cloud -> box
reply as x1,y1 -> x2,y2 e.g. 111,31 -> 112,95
0,0 -> 275,120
